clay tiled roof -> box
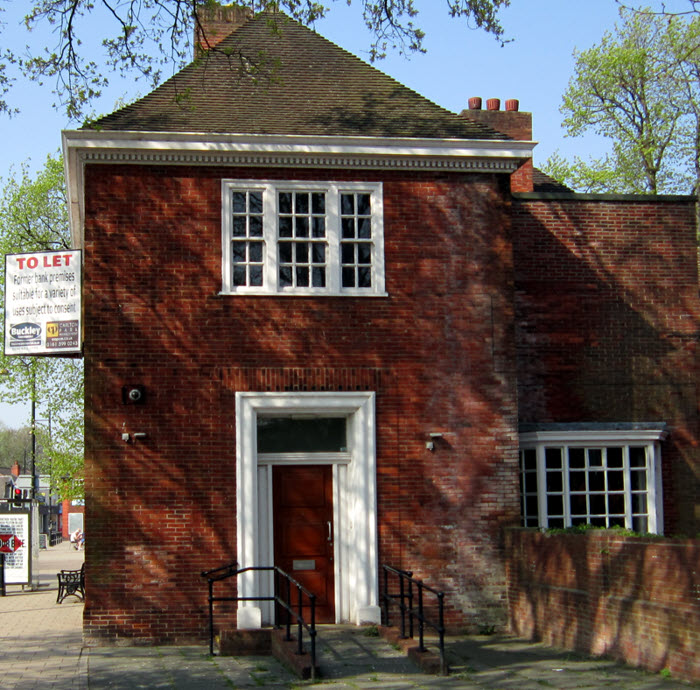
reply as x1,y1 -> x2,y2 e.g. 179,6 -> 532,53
532,168 -> 574,193
91,12 -> 506,141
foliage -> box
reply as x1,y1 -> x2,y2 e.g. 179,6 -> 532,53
544,8 -> 700,194
543,152 -> 635,194
0,0 -> 510,120
0,421 -> 33,470
617,0 -> 700,18
0,156 -> 70,253
544,524 -> 662,538
362,624 -> 380,637
0,155 -> 84,500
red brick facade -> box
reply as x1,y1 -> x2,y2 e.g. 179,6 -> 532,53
512,196 -> 700,537
65,1 -> 700,654
77,161 -> 700,645
82,164 -> 521,642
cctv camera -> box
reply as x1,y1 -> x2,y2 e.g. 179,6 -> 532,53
122,384 -> 146,405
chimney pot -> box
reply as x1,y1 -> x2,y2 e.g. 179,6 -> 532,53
486,98 -> 501,111
468,97 -> 482,110
505,99 -> 520,112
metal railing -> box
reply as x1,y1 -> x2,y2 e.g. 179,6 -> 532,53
200,562 -> 318,679
381,564 -> 448,675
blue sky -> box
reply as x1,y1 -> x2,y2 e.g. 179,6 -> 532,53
3,0 -> 685,175
0,0 -> 690,427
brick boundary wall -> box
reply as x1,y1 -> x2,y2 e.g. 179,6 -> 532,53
504,528 -> 700,683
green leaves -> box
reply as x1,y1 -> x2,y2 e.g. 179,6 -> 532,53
0,155 -> 84,500
549,8 -> 700,194
0,155 -> 70,255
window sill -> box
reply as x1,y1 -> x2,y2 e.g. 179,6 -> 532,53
217,290 -> 389,298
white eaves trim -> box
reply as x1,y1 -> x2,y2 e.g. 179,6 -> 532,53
62,130 -> 536,249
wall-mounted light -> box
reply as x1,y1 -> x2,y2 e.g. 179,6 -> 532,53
426,432 -> 443,451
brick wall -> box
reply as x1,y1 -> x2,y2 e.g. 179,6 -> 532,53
81,164 -> 521,642
512,196 -> 700,536
61,499 -> 85,539
194,5 -> 253,55
460,106 -> 533,193
505,529 -> 700,683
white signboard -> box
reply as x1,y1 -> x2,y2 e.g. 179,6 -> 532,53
4,250 -> 82,355
0,512 -> 30,585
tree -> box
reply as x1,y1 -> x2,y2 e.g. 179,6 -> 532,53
0,0 -> 511,120
669,14 -> 700,193
0,155 -> 84,500
543,8 -> 700,195
0,421 -> 33,470
617,1 -> 700,19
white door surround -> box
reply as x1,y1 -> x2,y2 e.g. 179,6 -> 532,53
235,391 -> 380,626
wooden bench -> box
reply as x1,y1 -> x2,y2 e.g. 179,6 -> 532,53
57,563 -> 85,604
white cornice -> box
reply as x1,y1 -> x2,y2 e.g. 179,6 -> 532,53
62,130 -> 536,248
519,428 -> 669,445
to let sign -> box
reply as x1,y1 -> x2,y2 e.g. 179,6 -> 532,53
4,250 -> 82,355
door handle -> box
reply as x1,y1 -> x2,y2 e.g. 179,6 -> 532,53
327,521 -> 332,542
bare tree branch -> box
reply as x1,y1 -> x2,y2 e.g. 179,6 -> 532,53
0,0 -> 511,120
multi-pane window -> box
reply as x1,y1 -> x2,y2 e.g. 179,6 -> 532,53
519,428 -> 665,534
340,193 -> 373,289
222,180 -> 384,295
231,190 -> 264,287
278,191 -> 327,289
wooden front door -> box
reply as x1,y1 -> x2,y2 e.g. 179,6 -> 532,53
273,465 -> 335,623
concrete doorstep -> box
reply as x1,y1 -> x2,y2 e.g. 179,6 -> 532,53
379,623 -> 448,675
218,623 -> 449,680
219,626 -> 320,680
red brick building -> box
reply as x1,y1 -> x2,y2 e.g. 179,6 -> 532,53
62,9 -> 699,644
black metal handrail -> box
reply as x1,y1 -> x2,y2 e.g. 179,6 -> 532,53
381,564 -> 448,675
200,562 -> 318,679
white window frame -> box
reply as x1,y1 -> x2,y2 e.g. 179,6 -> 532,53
519,428 -> 666,534
221,180 -> 386,296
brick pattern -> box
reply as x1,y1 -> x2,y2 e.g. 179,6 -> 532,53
459,109 -> 533,192
194,5 -> 253,55
505,529 -> 700,683
512,198 -> 700,537
61,499 -> 85,540
82,165 -> 520,642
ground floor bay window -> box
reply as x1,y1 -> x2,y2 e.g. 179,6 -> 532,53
519,424 -> 667,534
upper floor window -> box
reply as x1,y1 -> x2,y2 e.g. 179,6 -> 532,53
519,425 -> 666,534
222,180 -> 385,296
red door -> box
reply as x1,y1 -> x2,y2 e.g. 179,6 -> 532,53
273,465 -> 335,623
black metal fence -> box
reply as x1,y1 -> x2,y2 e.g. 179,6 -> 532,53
200,562 -> 318,679
381,564 -> 448,675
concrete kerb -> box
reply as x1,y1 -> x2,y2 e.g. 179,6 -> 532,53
0,543 -> 696,688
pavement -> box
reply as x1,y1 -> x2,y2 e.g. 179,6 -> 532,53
0,543 -> 695,689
